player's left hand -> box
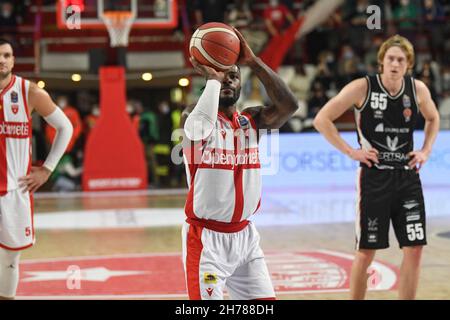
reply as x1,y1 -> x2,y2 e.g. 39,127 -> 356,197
232,27 -> 256,66
18,166 -> 52,193
408,149 -> 430,171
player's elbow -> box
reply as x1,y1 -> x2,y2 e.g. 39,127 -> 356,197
313,113 -> 326,132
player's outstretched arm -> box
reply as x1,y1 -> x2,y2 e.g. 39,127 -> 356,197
233,28 -> 298,130
18,83 -> 73,193
408,79 -> 440,170
313,78 -> 379,168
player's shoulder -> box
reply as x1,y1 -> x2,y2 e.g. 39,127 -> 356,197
412,78 -> 429,93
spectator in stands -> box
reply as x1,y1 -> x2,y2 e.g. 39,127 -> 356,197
337,44 -> 365,89
422,0 -> 446,60
194,0 -> 228,27
50,149 -> 83,192
422,0 -> 445,25
392,0 -> 419,40
45,95 -> 82,153
263,0 -> 295,37
126,99 -> 141,132
364,35 -> 384,75
84,103 -> 99,141
0,1 -> 17,32
313,50 -> 336,92
153,101 -> 174,188
139,103 -> 159,188
289,62 -> 312,104
346,0 -> 371,52
227,0 -> 267,54
307,82 -> 328,119
227,0 -> 252,29
442,65 -> 450,93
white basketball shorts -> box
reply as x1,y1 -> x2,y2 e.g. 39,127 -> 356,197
182,221 -> 275,300
0,189 -> 34,251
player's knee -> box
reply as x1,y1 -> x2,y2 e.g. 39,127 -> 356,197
355,249 -> 376,266
0,248 -> 21,269
403,245 -> 423,262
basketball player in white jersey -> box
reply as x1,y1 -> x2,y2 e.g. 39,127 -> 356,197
314,35 -> 440,299
0,39 -> 73,299
181,28 -> 298,300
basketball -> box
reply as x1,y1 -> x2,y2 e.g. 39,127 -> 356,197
189,22 -> 241,71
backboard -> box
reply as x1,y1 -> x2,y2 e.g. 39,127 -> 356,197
56,0 -> 178,29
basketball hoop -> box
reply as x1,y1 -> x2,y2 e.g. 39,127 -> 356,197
101,11 -> 135,47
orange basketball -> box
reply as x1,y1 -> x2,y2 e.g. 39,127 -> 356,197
189,22 -> 241,71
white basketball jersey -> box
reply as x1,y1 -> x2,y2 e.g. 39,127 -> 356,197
183,111 -> 262,231
0,75 -> 32,195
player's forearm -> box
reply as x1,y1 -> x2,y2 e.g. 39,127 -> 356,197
314,116 -> 354,157
421,116 -> 440,154
184,79 -> 221,141
249,57 -> 298,115
43,108 -> 73,171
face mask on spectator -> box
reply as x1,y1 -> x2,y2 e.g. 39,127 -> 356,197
159,102 -> 170,114
92,106 -> 100,116
57,99 -> 68,109
270,0 -> 279,7
1,7 -> 13,18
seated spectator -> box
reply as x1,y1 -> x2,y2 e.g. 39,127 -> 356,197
194,0 -> 228,27
0,1 -> 17,31
45,95 -> 82,153
263,0 -> 295,37
227,0 -> 252,29
392,0 -> 419,40
307,82 -> 328,119
50,150 -> 83,192
227,0 -> 267,54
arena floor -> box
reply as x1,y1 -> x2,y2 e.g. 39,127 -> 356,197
15,190 -> 450,300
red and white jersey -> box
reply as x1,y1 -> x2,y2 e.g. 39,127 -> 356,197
0,75 -> 32,195
183,111 -> 261,232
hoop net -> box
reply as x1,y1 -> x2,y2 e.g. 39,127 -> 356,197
101,11 -> 135,47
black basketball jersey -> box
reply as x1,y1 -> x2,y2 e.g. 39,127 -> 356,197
354,74 -> 419,169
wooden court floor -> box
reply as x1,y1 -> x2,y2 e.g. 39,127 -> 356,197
20,192 -> 450,300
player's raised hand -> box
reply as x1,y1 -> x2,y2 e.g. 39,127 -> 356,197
18,166 -> 52,193
349,148 -> 379,168
232,27 -> 256,66
408,149 -> 429,171
190,57 -> 225,82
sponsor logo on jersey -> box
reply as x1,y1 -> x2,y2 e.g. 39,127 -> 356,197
373,136 -> 408,152
403,200 -> 419,210
403,94 -> 411,108
0,121 -> 30,138
373,136 -> 410,162
406,212 -> 421,222
368,234 -> 378,243
238,115 -> 249,128
368,218 -> 378,232
403,108 -> 412,122
206,288 -> 214,296
374,110 -> 384,119
204,273 -> 217,284
11,104 -> 19,114
375,123 -> 384,132
10,91 -> 18,103
201,148 -> 260,168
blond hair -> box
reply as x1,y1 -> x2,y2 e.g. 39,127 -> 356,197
377,34 -> 415,73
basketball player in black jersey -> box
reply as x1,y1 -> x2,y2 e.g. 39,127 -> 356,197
313,35 -> 440,299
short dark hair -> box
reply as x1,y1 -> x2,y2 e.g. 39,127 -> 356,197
0,38 -> 14,50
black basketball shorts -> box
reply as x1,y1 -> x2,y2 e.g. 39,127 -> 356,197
355,167 -> 427,250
